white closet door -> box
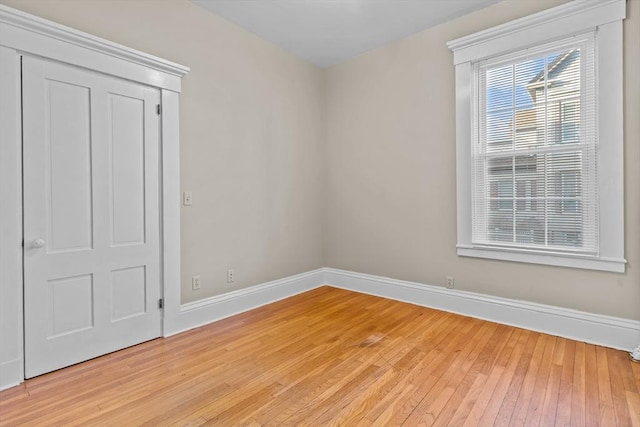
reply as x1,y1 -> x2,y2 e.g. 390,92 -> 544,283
22,56 -> 162,378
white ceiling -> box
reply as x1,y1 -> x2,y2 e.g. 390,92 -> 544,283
192,0 -> 501,68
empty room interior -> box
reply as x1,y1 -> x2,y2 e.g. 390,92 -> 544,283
0,0 -> 639,425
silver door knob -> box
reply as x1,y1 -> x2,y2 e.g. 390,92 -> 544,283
31,239 -> 45,248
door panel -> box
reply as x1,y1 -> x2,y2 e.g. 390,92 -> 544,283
46,79 -> 93,253
47,274 -> 94,337
110,266 -> 146,321
109,93 -> 146,246
23,56 -> 162,378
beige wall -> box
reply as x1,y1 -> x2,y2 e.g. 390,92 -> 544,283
325,0 -> 640,320
3,0 -> 638,320
1,0 -> 325,304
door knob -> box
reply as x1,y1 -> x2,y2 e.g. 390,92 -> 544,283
31,239 -> 45,248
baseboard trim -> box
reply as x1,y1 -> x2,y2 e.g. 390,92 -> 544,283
0,358 -> 22,391
165,269 -> 325,337
324,268 -> 640,351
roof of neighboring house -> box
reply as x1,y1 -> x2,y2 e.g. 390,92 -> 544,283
528,49 -> 579,85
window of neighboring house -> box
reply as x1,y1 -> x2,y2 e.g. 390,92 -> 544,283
556,170 -> 579,214
448,0 -> 626,272
560,101 -> 580,143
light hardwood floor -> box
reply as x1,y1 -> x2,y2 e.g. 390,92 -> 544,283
1,286 -> 639,426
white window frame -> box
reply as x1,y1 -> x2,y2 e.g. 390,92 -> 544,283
447,0 -> 626,273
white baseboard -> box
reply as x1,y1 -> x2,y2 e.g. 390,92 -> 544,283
324,268 -> 640,352
165,269 -> 326,337
0,358 -> 22,391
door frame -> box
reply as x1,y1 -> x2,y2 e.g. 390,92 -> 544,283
0,4 -> 189,389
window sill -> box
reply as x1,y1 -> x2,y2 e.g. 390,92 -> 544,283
457,245 -> 626,273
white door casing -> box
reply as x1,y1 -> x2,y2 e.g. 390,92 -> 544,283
22,56 -> 162,378
0,5 -> 187,389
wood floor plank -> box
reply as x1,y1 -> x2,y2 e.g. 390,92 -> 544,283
378,319 -> 490,425
596,346 -> 617,426
584,343 -> 602,426
473,328 -> 529,426
357,310 -> 457,422
322,347 -> 423,424
571,341 -> 587,427
555,339 -> 575,427
631,362 -> 640,396
504,333 -> 548,426
410,324 -> 512,426
608,348 -> 634,427
540,359 -> 562,426
0,286 -> 637,427
524,335 -> 557,426
491,330 -> 539,426
627,390 -> 640,427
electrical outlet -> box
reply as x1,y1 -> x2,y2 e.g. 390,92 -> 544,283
227,269 -> 234,283
446,276 -> 455,289
183,191 -> 193,206
191,275 -> 201,290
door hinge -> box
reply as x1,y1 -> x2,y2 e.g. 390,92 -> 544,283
158,298 -> 164,309
156,104 -> 161,115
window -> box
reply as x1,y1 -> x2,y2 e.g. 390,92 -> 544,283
448,0 -> 626,272
474,36 -> 597,255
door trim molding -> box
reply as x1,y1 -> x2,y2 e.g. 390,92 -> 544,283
0,5 -> 188,390
0,45 -> 23,391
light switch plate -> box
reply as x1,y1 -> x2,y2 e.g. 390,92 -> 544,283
183,191 -> 193,206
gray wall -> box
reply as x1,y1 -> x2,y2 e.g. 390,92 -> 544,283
325,0 -> 640,320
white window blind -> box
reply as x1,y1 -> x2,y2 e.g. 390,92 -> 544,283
471,34 -> 598,255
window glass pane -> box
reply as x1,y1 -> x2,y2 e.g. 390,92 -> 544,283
547,49 -> 581,146
515,203 -> 546,245
485,65 -> 514,152
548,152 -> 582,198
547,199 -> 583,247
489,212 -> 513,242
486,65 -> 513,111
515,57 -> 545,150
515,57 -> 544,109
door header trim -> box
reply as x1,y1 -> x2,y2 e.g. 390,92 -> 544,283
0,4 -> 189,92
